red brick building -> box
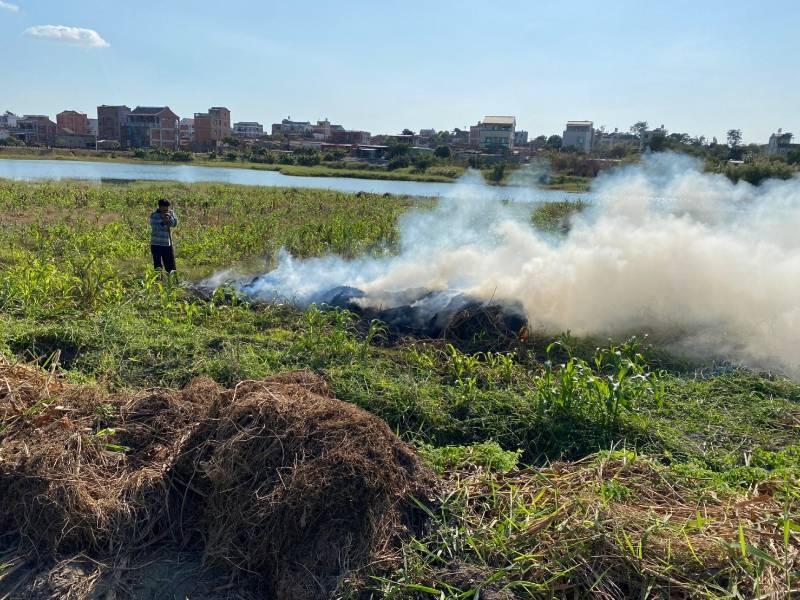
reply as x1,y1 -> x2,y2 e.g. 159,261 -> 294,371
193,106 -> 231,150
97,105 -> 131,142
56,110 -> 89,135
15,115 -> 57,146
122,106 -> 180,149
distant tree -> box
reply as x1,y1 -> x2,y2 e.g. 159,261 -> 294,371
434,145 -> 451,159
401,128 -> 414,136
546,134 -> 562,149
386,143 -> 411,159
786,149 -> 800,165
630,121 -> 649,138
411,155 -> 433,172
488,163 -> 506,183
726,129 -> 743,148
668,133 -> 691,144
649,132 -> 668,152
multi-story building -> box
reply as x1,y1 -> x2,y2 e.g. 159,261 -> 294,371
767,130 -> 799,156
122,106 -> 180,149
271,118 -> 313,137
475,116 -> 516,150
56,110 -> 89,135
312,119 -> 332,140
193,106 -> 231,151
329,129 -> 371,145
179,118 -> 195,148
233,121 -> 264,138
514,130 -> 529,146
87,118 -> 98,136
0,111 -> 20,129
15,115 -> 57,146
593,128 -> 639,149
97,105 -> 131,142
562,121 -> 594,153
640,125 -> 667,151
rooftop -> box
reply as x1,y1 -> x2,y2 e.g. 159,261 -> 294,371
131,106 -> 170,115
483,115 -> 516,125
566,120 -> 593,127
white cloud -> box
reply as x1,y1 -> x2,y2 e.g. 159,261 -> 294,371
0,1 -> 19,12
24,25 -> 109,48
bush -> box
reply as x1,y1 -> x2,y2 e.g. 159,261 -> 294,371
722,157 -> 794,185
433,145 -> 451,159
278,153 -> 296,165
295,151 -> 321,166
171,151 -> 193,162
387,156 -> 410,170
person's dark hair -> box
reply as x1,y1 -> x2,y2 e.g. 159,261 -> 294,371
158,199 -> 171,208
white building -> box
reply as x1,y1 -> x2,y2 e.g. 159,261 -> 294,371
477,115 -> 516,150
640,125 -> 668,151
179,118 -> 194,147
233,121 -> 265,138
767,130 -> 798,156
562,121 -> 594,153
0,111 -> 19,129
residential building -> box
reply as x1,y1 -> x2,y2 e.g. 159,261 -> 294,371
514,130 -> 529,146
330,129 -> 371,145
451,128 -> 470,146
179,118 -> 194,148
0,111 -> 20,129
593,128 -> 639,149
271,118 -> 313,137
97,105 -> 131,142
54,132 -> 97,149
15,115 -> 57,146
562,121 -> 594,153
122,106 -> 180,149
233,121 -> 264,138
767,130 -> 799,156
381,133 -> 417,146
56,110 -> 89,135
194,106 -> 231,151
640,125 -> 667,151
476,116 -> 516,150
87,118 -> 98,136
468,123 -> 482,147
312,119 -> 332,140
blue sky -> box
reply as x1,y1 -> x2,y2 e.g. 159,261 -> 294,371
2,0 -> 798,143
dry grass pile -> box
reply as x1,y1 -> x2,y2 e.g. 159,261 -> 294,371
0,359 -> 434,598
431,454 -> 800,598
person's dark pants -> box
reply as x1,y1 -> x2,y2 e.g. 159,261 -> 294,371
151,244 -> 176,272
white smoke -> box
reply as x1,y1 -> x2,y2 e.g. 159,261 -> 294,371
230,154 -> 800,377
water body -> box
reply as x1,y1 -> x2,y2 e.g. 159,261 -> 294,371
0,158 -> 589,202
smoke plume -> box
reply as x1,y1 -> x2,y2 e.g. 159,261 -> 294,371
229,154 -> 800,377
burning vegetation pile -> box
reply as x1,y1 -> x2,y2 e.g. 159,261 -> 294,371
0,360 -> 434,598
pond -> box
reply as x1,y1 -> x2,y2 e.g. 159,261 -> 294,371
0,158 -> 592,202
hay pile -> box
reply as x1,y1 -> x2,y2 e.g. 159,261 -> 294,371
0,360 -> 434,599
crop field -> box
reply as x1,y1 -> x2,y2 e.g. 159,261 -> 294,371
0,180 -> 798,599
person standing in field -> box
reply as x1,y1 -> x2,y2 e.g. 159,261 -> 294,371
150,199 -> 178,273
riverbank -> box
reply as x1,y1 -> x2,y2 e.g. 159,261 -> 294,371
0,147 -> 461,183
0,147 -> 593,190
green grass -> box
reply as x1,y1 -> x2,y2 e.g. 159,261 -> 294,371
1,179 -> 798,598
